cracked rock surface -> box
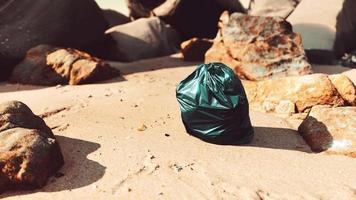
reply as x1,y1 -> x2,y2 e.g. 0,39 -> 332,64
205,12 -> 312,80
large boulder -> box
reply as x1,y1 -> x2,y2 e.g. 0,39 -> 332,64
205,12 -> 312,81
298,105 -> 356,157
105,17 -> 180,62
9,45 -> 120,86
0,101 -> 64,193
0,0 -> 110,81
242,74 -> 355,113
102,9 -> 131,27
127,0 -> 245,40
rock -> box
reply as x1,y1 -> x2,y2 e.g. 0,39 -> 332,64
9,45 -> 120,86
205,12 -> 312,81
243,74 -> 348,113
102,9 -> 131,27
127,0 -> 163,19
105,17 -> 180,62
249,0 -> 300,18
298,105 -> 356,157
0,0 -> 110,81
128,0 -> 244,40
261,99 -> 296,115
181,38 -> 213,61
0,101 -> 64,193
328,74 -> 356,106
343,69 -> 356,85
275,100 -> 296,115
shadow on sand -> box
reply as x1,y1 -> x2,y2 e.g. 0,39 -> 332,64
246,126 -> 312,153
200,126 -> 313,153
107,55 -> 198,76
0,136 -> 106,197
0,82 -> 46,93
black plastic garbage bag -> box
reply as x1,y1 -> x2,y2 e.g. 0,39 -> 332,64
176,63 -> 254,144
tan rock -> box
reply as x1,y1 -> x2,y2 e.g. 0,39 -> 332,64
298,105 -> 356,157
275,100 -> 296,115
243,74 -> 345,113
205,12 -> 312,81
329,74 -> 356,106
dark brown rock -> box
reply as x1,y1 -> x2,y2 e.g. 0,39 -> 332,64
0,101 -> 64,193
9,45 -> 120,86
181,38 -> 213,61
205,12 -> 312,81
298,105 -> 356,157
334,0 -> 356,57
0,0 -> 110,81
102,9 -> 131,27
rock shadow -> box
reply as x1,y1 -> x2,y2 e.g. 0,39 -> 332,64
0,82 -> 46,93
107,55 -> 198,76
191,126 -> 313,153
0,136 -> 106,197
246,126 -> 312,153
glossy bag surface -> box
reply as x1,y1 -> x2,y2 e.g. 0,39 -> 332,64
176,63 -> 254,144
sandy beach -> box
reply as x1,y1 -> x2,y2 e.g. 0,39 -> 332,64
0,55 -> 355,199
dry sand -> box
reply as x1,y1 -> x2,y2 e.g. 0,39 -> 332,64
0,55 -> 355,199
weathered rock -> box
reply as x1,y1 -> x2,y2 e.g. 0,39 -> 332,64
181,38 -> 213,61
105,17 -> 180,62
0,0 -> 110,81
298,105 -> 356,157
275,100 -> 296,115
249,0 -> 300,19
0,101 -> 64,193
242,74 -> 348,113
9,45 -> 120,86
205,12 -> 312,81
328,74 -> 356,106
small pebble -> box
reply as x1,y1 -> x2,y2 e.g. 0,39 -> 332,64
137,124 -> 147,131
